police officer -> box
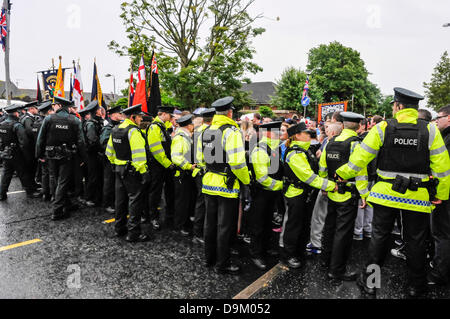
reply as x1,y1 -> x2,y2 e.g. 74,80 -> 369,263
280,123 -> 337,269
193,108 -> 216,245
35,101 -> 54,201
0,104 -> 41,200
171,114 -> 201,236
319,112 -> 369,283
21,101 -> 41,189
146,106 -> 176,230
198,97 -> 251,274
83,101 -> 104,207
100,106 -> 123,214
337,88 -> 450,297
36,97 -> 88,221
248,121 -> 284,270
105,104 -> 151,243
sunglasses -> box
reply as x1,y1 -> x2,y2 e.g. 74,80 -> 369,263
435,115 -> 448,120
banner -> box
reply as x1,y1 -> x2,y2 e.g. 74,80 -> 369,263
318,101 -> 348,122
40,68 -> 68,100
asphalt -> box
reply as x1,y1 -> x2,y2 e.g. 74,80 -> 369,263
0,177 -> 449,299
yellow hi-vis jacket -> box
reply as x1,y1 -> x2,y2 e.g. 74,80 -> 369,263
197,115 -> 250,199
105,119 -> 148,174
194,124 -> 209,169
147,116 -> 173,169
319,129 -> 370,203
337,109 -> 450,213
250,137 -> 283,192
171,128 -> 201,177
285,141 -> 336,198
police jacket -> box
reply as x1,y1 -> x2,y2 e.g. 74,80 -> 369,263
337,108 -> 450,213
250,137 -> 283,192
35,108 -> 87,161
106,118 -> 148,174
171,128 -> 201,178
319,129 -> 369,203
442,126 -> 450,153
84,116 -> 103,154
0,115 -> 30,159
196,115 -> 250,199
146,116 -> 173,169
20,112 -> 37,144
100,120 -> 120,151
284,140 -> 336,198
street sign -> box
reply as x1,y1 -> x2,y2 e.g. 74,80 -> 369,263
301,96 -> 310,107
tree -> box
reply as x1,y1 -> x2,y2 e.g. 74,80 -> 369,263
113,97 -> 129,108
424,51 -> 450,110
109,0 -> 265,110
370,95 -> 393,119
271,67 -> 307,111
259,105 -> 273,118
306,41 -> 381,114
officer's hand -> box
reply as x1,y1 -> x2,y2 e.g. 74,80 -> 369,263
192,168 -> 201,178
333,184 -> 339,193
432,199 -> 442,205
321,191 -> 328,196
359,199 -> 367,209
191,164 -> 198,170
80,162 -> 85,167
39,158 -> 46,163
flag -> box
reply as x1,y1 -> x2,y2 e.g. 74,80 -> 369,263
36,76 -> 43,102
148,51 -> 161,116
301,75 -> 310,107
54,58 -> 65,98
128,66 -> 135,107
73,63 -> 85,111
133,55 -> 148,113
0,7 -> 7,52
91,60 -> 104,107
69,73 -> 73,101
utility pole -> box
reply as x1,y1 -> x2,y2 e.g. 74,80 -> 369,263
3,0 -> 11,105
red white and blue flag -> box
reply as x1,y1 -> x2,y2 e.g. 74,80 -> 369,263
301,76 -> 310,107
73,63 -> 85,111
0,7 -> 7,52
128,67 -> 135,107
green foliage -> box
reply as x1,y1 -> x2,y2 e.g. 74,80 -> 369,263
113,97 -> 129,108
306,41 -> 381,114
259,105 -> 274,118
109,0 -> 264,111
271,67 -> 307,111
424,51 -> 450,110
370,95 -> 393,119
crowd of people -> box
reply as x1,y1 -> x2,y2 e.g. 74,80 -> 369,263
0,86 -> 449,298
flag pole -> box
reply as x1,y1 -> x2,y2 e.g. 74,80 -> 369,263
3,0 -> 11,105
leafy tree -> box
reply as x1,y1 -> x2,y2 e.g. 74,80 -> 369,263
271,67 -> 309,111
424,51 -> 450,110
259,105 -> 274,118
113,97 -> 129,108
306,41 -> 381,114
370,95 -> 393,119
109,0 -> 265,111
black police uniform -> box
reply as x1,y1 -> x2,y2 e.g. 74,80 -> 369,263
36,97 -> 87,220
0,105 -> 40,200
20,101 -> 40,188
83,101 -> 104,206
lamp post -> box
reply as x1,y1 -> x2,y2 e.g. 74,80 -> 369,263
105,73 -> 116,101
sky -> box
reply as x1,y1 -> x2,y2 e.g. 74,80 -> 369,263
1,0 -> 449,102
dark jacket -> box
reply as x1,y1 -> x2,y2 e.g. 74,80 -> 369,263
442,126 -> 450,153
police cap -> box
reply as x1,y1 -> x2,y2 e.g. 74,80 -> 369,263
201,108 -> 216,118
287,122 -> 309,137
122,104 -> 144,116
259,121 -> 282,130
177,114 -> 194,127
212,96 -> 235,112
393,87 -> 424,107
106,106 -> 122,115
53,96 -> 74,107
78,107 -> 89,116
340,112 -> 365,123
158,105 -> 175,114
38,101 -> 53,113
4,104 -> 25,114
84,100 -> 99,114
25,101 -> 39,109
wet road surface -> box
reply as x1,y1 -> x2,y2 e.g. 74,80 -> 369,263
0,177 -> 449,299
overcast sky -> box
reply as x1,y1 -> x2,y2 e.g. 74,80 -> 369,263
1,0 -> 449,102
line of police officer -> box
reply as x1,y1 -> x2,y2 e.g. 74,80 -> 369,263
1,87 -> 449,298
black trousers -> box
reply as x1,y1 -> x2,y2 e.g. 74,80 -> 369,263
193,174 -> 206,238
321,197 -> 359,276
282,191 -> 315,261
0,154 -> 35,195
39,161 -> 53,197
174,174 -> 196,231
86,153 -> 103,204
149,165 -> 175,222
367,204 -> 430,287
431,200 -> 450,282
70,154 -> 85,199
204,195 -> 239,269
114,168 -> 144,236
48,158 -> 74,214
249,188 -> 278,258
103,157 -> 115,208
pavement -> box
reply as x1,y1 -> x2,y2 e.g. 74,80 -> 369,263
0,177 -> 449,299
